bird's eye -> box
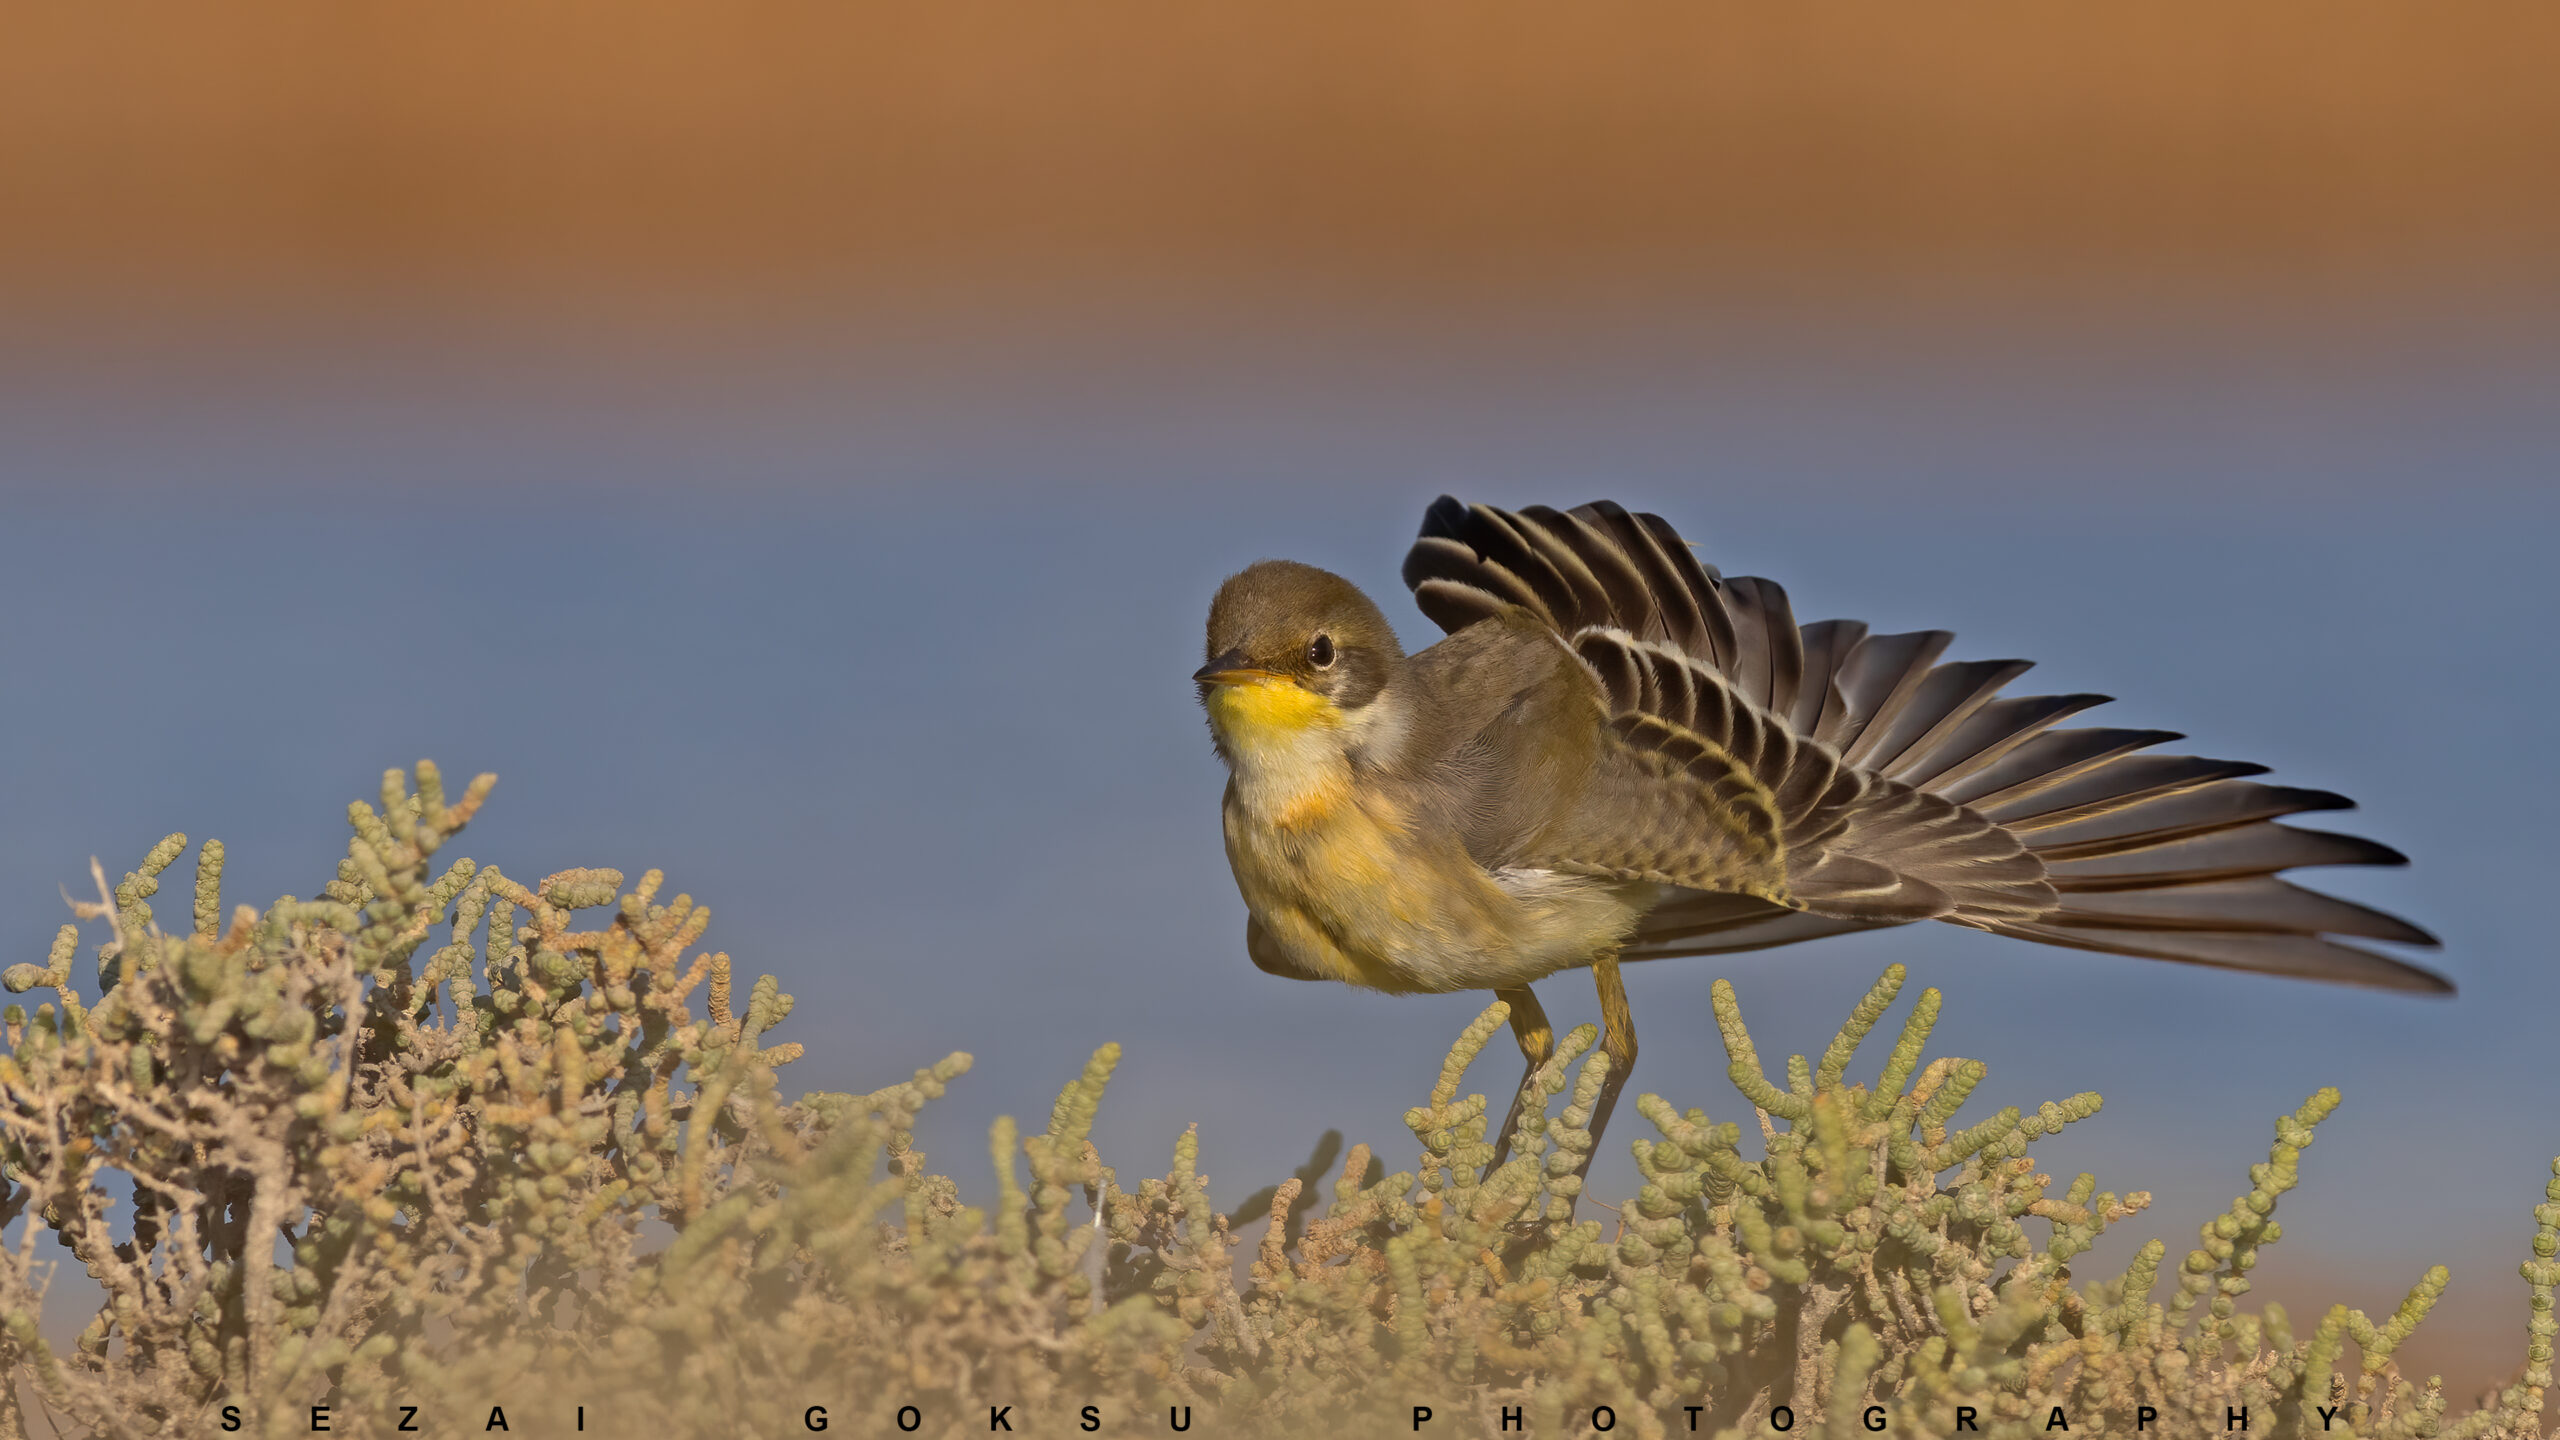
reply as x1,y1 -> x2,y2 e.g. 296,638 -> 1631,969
1308,633 -> 1336,669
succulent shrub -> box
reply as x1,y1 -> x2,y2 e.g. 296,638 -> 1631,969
0,763 -> 2548,1440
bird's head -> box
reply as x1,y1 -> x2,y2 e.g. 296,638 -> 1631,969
1197,560 -> 1409,772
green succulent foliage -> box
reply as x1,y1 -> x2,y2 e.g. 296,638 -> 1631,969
0,763 -> 2548,1440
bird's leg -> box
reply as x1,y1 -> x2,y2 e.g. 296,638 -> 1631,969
1484,985 -> 1553,1174
1574,949 -> 1637,1183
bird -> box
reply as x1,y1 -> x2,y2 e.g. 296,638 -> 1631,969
1193,496 -> 2447,1173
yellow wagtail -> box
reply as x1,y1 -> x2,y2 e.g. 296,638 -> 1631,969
1194,497 -> 2446,1167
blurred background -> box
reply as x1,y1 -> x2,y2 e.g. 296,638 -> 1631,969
4,0 -> 2557,1400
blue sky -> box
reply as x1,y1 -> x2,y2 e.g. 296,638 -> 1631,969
2,294 -> 2553,1388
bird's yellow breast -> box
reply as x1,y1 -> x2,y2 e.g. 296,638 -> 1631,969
1221,783 -> 1431,990
1207,671 -> 1648,993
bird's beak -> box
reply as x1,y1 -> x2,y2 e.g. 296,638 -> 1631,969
1193,649 -> 1282,686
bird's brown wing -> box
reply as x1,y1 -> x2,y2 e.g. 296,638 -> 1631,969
1401,496 -> 2451,993
1533,630 -> 2056,925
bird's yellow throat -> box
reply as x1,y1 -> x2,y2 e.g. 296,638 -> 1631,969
1205,678 -> 1351,827
1204,676 -> 1337,738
